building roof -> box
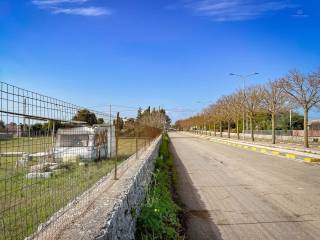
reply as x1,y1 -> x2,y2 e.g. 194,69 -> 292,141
57,125 -> 110,135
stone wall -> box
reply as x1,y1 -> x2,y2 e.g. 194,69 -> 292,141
30,136 -> 162,240
96,137 -> 161,240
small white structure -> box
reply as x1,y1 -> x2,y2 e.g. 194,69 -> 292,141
54,125 -> 116,161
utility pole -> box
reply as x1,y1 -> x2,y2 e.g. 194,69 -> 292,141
51,121 -> 55,148
289,109 -> 292,137
290,109 -> 292,130
114,112 -> 119,180
135,122 -> 138,160
109,104 -> 112,158
23,97 -> 26,135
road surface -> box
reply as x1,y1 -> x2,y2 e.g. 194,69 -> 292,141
169,132 -> 320,240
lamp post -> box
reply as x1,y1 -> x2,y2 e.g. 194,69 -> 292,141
229,72 -> 259,140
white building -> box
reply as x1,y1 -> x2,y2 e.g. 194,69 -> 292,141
54,125 -> 116,161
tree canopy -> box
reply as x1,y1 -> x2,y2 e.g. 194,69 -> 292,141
72,109 -> 98,125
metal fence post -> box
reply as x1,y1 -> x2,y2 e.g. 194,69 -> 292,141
135,124 -> 139,160
114,112 -> 119,180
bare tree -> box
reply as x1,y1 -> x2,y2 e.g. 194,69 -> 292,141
203,108 -> 212,135
199,113 -> 206,133
218,95 -> 234,138
205,104 -> 218,136
210,104 -> 219,136
280,70 -> 320,147
202,105 -> 213,135
230,91 -> 244,140
261,80 -> 287,144
244,85 -> 264,142
214,102 -> 225,137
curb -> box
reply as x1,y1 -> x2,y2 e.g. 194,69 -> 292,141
304,158 -> 320,163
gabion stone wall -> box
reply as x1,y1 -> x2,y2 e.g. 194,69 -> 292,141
96,137 -> 161,240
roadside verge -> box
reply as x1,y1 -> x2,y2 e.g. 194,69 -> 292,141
136,134 -> 184,239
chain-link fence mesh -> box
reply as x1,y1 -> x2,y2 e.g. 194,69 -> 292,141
0,82 -> 159,240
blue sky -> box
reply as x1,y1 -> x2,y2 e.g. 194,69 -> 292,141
0,0 -> 320,121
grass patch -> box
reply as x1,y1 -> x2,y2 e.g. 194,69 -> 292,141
0,137 -> 145,240
136,135 -> 183,240
0,136 -> 52,153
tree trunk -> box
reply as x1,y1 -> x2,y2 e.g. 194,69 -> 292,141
227,120 -> 231,138
220,121 -> 222,137
250,117 -> 254,142
271,112 -> 276,144
214,123 -> 216,136
236,119 -> 240,140
304,108 -> 309,148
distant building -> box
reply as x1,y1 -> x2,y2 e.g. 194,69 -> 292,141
308,120 -> 320,130
4,122 -> 22,137
54,125 -> 116,161
0,132 -> 13,140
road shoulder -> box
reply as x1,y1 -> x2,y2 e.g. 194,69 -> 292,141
170,138 -> 222,240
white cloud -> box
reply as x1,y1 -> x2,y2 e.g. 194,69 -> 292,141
52,7 -> 111,16
32,0 -> 88,6
31,0 -> 110,17
292,9 -> 308,18
184,0 -> 298,21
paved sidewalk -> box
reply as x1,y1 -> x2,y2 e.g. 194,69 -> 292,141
186,132 -> 320,163
192,131 -> 320,154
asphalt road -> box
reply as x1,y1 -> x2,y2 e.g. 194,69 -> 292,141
169,131 -> 320,240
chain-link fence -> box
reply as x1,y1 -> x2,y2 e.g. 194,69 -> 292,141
0,82 -> 158,240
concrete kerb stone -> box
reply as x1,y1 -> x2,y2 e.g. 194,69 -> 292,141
186,132 -> 320,164
304,157 -> 320,163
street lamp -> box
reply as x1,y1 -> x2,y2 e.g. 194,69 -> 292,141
229,73 -> 259,89
229,72 -> 259,140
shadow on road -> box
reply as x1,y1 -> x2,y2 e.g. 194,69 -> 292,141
169,136 -> 198,139
170,143 -> 223,240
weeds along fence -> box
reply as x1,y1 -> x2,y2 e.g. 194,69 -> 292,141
0,82 -> 158,240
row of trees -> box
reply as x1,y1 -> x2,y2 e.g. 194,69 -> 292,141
121,107 -> 171,138
175,69 -> 320,148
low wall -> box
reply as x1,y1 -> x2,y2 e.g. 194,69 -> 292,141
29,136 -> 161,240
97,137 -> 161,240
